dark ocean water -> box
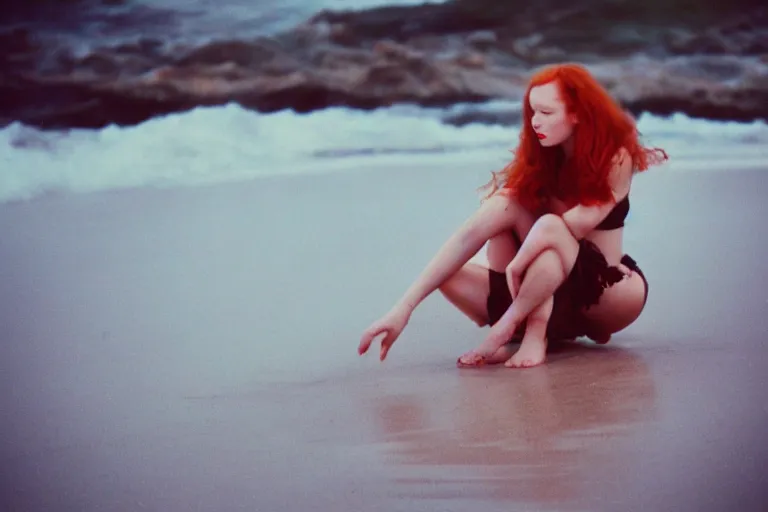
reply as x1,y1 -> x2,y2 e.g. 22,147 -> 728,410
3,0 -> 445,52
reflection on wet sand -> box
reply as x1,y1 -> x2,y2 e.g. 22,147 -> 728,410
369,342 -> 658,506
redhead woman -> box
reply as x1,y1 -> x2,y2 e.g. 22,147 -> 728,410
358,63 -> 668,369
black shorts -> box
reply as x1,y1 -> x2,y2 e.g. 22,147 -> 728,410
486,239 -> 649,341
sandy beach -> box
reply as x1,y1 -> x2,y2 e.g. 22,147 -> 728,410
2,160 -> 767,511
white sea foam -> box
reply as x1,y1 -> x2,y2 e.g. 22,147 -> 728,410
2,102 -> 766,204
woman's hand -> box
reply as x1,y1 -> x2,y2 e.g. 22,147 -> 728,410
358,305 -> 412,361
506,260 -> 524,300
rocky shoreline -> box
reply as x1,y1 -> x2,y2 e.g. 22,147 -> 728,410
1,0 -> 767,130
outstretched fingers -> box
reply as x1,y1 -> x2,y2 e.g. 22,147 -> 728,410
358,324 -> 384,355
379,333 -> 394,361
358,325 -> 395,361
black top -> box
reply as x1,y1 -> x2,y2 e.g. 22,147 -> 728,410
594,194 -> 629,230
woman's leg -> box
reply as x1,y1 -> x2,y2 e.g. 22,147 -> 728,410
439,232 -> 523,364
504,295 -> 554,368
459,215 -> 580,366
438,190 -> 538,319
580,266 -> 648,335
439,194 -> 541,364
438,261 -> 492,327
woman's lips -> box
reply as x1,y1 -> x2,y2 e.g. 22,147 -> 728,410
537,133 -> 546,139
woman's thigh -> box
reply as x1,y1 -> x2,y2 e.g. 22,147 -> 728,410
439,230 -> 521,326
438,262 -> 492,326
486,230 -> 520,272
580,271 -> 648,334
439,192 -> 538,326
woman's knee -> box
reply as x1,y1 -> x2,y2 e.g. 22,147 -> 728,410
531,214 -> 580,270
535,213 -> 569,238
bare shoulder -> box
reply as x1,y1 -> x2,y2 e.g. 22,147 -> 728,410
609,146 -> 633,198
610,146 -> 633,172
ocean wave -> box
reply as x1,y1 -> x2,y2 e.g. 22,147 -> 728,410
2,102 -> 767,204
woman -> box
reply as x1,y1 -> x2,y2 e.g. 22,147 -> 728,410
357,63 -> 668,369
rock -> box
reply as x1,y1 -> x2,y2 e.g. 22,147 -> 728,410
2,0 -> 768,129
113,38 -> 164,56
0,27 -> 43,72
467,30 -> 498,51
665,29 -> 734,55
595,57 -> 768,122
0,28 -> 38,56
309,46 -> 373,70
737,30 -> 768,54
511,33 -> 544,61
673,56 -> 748,82
454,52 -> 486,69
307,2 -> 511,43
602,25 -> 650,54
372,40 -> 423,62
175,40 -> 280,68
328,23 -> 357,46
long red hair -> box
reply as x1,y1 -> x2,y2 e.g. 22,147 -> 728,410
483,63 -> 668,212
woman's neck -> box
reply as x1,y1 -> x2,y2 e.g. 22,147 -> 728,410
561,136 -> 575,159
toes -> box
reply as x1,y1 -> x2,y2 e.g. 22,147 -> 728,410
504,356 -> 545,368
457,353 -> 485,368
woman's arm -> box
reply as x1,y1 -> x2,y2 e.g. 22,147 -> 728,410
394,193 -> 519,314
562,147 -> 633,239
508,148 -> 634,279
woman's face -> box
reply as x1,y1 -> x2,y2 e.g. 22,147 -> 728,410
529,82 -> 577,148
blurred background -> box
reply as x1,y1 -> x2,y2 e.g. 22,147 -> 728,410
1,0 -> 767,203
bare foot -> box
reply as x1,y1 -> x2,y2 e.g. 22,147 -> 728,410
504,337 -> 547,368
456,339 -> 520,368
457,326 -> 520,367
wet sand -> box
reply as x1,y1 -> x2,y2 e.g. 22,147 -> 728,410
1,161 -> 767,511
